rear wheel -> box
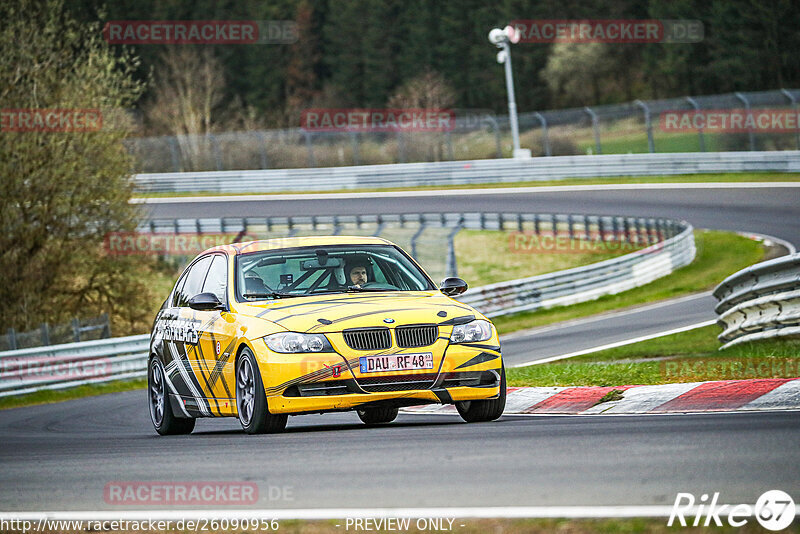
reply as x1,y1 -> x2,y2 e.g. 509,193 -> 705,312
236,348 -> 287,435
456,366 -> 506,423
357,406 -> 399,425
148,358 -> 195,435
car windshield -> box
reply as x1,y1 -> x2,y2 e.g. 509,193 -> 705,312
236,244 -> 435,301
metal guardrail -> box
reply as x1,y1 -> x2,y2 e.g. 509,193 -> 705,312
133,151 -> 800,194
459,221 -> 695,317
1,212 -> 695,397
0,334 -> 149,398
714,253 -> 800,349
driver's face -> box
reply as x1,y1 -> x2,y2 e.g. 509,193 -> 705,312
349,266 -> 367,285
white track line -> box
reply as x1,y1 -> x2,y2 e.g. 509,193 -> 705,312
501,292 -> 712,341
132,181 -> 800,204
0,505 -> 756,520
512,319 -> 717,368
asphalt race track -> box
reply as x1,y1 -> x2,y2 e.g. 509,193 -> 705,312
0,391 -> 798,510
1,183 -> 799,512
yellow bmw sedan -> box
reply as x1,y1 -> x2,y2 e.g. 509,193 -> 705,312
148,236 -> 505,435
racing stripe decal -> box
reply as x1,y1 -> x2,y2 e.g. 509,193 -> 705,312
192,342 -> 221,415
167,341 -> 211,416
454,352 -> 499,370
304,308 -> 424,331
264,355 -> 362,396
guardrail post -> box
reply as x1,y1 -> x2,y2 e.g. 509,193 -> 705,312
634,100 -> 655,153
350,132 -> 361,166
780,89 -> 800,150
397,132 -> 406,163
735,92 -> 756,151
685,97 -> 706,152
303,131 -> 316,167
533,112 -> 551,156
101,313 -> 111,339
6,328 -> 17,351
39,323 -> 50,346
584,107 -> 602,154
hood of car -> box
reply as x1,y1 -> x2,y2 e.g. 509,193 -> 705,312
236,291 -> 477,333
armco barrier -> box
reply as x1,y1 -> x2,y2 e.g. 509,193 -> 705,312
134,151 -> 800,194
714,253 -> 800,349
0,213 -> 695,397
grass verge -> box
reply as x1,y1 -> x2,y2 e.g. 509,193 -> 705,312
133,172 -> 800,198
507,325 -> 800,387
0,378 -> 146,411
493,230 -> 764,335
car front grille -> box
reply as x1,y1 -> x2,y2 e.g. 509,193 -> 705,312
395,325 -> 439,348
356,373 -> 439,392
342,328 -> 392,351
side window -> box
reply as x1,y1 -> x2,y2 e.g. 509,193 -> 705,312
174,256 -> 212,308
171,272 -> 189,308
202,255 -> 228,303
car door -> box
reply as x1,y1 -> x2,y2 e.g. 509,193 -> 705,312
194,253 -> 239,415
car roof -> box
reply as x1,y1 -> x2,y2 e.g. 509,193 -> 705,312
201,235 -> 393,257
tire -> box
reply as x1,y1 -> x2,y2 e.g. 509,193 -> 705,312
236,348 -> 287,435
148,357 -> 195,435
456,366 -> 506,423
357,406 -> 399,425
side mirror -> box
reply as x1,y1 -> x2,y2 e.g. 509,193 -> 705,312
439,277 -> 468,296
188,292 -> 225,311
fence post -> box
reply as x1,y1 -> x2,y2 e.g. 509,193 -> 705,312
303,131 -> 316,167
734,92 -> 756,151
410,222 -> 427,259
167,136 -> 182,171
482,115 -> 502,159
584,107 -> 602,154
533,112 -> 551,156
207,134 -> 224,171
780,89 -> 800,150
101,313 -> 111,339
445,131 -> 454,161
40,323 -> 50,346
397,131 -> 406,163
634,100 -> 655,153
445,223 -> 462,278
350,132 -> 361,166
685,97 -> 706,152
255,131 -> 269,169
72,319 -> 81,343
6,328 -> 17,351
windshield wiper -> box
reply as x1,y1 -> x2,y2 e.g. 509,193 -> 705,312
242,292 -> 298,299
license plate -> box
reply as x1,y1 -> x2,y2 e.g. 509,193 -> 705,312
359,353 -> 434,373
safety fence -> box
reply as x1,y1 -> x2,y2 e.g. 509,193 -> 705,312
714,253 -> 800,349
126,89 -> 800,173
0,212 -> 695,397
0,314 -> 111,352
133,150 -> 800,194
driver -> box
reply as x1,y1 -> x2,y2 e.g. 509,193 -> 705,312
348,264 -> 368,287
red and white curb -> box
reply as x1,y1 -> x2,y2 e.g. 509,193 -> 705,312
402,378 -> 800,415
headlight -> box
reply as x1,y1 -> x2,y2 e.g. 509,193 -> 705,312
450,319 -> 493,343
264,332 -> 334,353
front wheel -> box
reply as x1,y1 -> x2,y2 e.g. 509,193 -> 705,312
236,348 -> 287,435
357,406 -> 399,425
456,366 -> 506,423
148,358 -> 195,435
